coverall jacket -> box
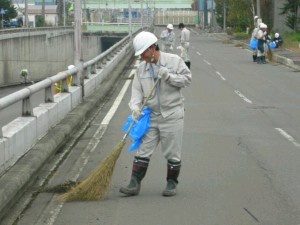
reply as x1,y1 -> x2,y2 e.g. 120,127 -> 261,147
160,30 -> 175,53
180,27 -> 190,62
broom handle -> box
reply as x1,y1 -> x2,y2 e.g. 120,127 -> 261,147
123,78 -> 160,140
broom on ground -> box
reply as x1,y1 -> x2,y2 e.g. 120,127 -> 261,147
266,43 -> 273,62
57,78 -> 159,201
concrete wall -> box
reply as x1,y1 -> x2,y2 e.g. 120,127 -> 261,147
273,0 -> 292,33
0,39 -> 133,174
0,29 -> 119,86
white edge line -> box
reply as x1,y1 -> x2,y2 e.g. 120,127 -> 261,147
234,90 -> 252,104
275,128 -> 300,148
203,59 -> 211,65
216,71 -> 226,81
101,70 -> 134,125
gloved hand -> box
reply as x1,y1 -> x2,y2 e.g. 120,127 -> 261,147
158,67 -> 169,81
132,109 -> 143,122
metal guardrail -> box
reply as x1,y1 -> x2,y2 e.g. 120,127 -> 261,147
0,30 -> 137,138
0,26 -> 74,35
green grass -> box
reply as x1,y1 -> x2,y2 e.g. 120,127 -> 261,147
282,32 -> 300,42
233,32 -> 250,40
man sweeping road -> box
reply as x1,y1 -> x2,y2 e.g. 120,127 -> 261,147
119,31 -> 192,197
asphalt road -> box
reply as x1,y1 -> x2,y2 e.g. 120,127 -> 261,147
3,28 -> 300,225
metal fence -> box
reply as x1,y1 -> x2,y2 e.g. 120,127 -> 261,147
154,10 -> 197,26
0,29 -> 136,138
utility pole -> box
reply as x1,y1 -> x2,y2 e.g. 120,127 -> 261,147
197,0 -> 200,28
128,0 -> 132,41
203,0 -> 207,27
256,0 -> 260,17
25,0 -> 28,27
42,0 -> 45,25
140,0 -> 143,29
211,0 -> 214,28
63,0 -> 66,26
223,0 -> 226,32
74,0 -> 83,92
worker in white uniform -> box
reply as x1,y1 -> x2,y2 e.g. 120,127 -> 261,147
119,31 -> 192,197
251,16 -> 262,62
160,24 -> 176,53
256,23 -> 268,64
178,23 -> 191,69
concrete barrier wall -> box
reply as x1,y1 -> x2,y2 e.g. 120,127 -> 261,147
0,29 -> 104,86
0,40 -> 132,175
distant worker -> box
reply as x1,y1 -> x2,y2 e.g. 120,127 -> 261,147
272,33 -> 284,48
250,16 -> 262,62
160,24 -> 176,53
178,23 -> 191,69
256,23 -> 268,64
19,69 -> 33,85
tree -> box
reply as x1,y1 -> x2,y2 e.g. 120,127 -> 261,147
0,0 -> 17,27
214,0 -> 253,32
280,0 -> 300,31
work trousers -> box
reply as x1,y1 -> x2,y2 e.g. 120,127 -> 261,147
136,108 -> 184,162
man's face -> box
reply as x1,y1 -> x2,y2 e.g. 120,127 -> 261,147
167,28 -> 172,33
140,46 -> 154,63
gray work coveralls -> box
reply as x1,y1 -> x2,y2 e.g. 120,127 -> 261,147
180,27 -> 190,62
129,52 -> 192,162
160,29 -> 176,53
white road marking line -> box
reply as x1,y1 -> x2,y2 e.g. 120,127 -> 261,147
203,59 -> 211,65
275,128 -> 300,148
197,52 -> 202,56
234,90 -> 252,104
216,71 -> 226,80
102,77 -> 132,125
42,67 -> 135,225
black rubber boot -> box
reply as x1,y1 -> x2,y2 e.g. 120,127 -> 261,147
162,160 -> 181,197
262,56 -> 267,64
252,55 -> 257,62
257,56 -> 262,64
119,157 -> 149,196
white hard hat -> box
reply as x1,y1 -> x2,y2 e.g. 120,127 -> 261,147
275,33 -> 279,38
260,23 -> 267,29
133,31 -> 158,56
254,15 -> 259,20
68,65 -> 75,70
167,24 -> 173,30
257,18 -> 262,25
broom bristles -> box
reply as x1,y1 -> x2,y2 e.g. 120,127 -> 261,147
57,139 -> 126,201
267,48 -> 273,61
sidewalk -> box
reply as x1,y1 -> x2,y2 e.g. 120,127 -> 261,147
212,32 -> 300,71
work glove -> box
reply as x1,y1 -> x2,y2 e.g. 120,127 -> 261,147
132,109 -> 143,122
158,67 -> 169,81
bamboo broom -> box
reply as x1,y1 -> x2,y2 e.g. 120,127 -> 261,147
58,79 -> 159,201
266,43 -> 273,62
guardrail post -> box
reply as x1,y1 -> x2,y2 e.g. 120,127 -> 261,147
22,97 -> 33,116
45,86 -> 54,102
61,78 -> 69,92
91,64 -> 96,74
72,72 -> 80,86
83,67 -> 90,79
